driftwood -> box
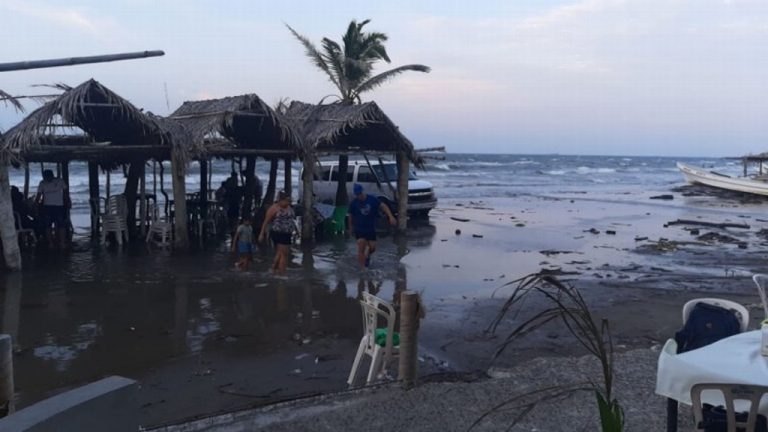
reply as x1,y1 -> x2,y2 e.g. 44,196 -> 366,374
666,219 -> 750,229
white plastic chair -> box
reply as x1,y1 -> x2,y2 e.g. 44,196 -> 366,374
752,274 -> 768,320
146,203 -> 172,247
14,211 -> 35,247
101,194 -> 129,246
347,292 -> 399,386
682,298 -> 749,332
691,383 -> 768,432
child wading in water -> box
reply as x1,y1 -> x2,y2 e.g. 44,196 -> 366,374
232,216 -> 254,270
259,191 -> 297,274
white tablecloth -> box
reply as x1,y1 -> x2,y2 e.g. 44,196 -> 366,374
656,330 -> 768,412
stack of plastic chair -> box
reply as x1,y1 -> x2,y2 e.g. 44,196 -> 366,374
101,194 -> 129,246
14,212 -> 35,248
324,205 -> 348,236
146,203 -> 172,247
347,292 -> 400,386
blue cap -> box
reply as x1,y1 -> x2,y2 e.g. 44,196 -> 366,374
353,183 -> 364,195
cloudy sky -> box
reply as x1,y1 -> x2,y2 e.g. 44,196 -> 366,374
1,0 -> 767,156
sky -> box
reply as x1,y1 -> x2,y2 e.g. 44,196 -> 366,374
1,0 -> 768,157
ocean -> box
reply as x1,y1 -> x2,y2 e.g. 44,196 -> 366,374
8,153 -> 740,228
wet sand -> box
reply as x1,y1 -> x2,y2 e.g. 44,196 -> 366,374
3,184 -> 768,427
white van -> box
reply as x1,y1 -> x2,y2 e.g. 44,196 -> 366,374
300,159 -> 437,216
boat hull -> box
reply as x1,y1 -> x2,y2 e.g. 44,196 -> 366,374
677,162 -> 768,196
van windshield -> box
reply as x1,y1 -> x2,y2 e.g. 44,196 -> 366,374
371,164 -> 417,181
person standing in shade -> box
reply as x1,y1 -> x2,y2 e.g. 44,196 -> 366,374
35,169 -> 70,248
348,183 -> 396,268
258,191 -> 297,274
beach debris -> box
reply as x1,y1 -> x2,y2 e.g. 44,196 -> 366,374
573,235 -> 584,239
290,369 -> 302,375
440,239 -> 448,242
650,194 -> 674,200
641,238 -> 680,252
539,250 -> 577,256
455,229 -> 461,235
605,230 -> 616,235
688,228 -> 700,235
697,232 -> 740,244
665,218 -> 750,229
301,338 -> 311,345
295,353 -> 310,360
472,234 -> 483,238
634,236 -> 648,241
515,223 -> 525,227
584,228 -> 600,234
450,217 -> 470,222
650,267 -> 672,272
738,243 -> 748,249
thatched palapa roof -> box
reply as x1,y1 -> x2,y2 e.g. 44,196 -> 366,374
284,101 -> 424,168
169,95 -> 302,158
1,79 -> 197,162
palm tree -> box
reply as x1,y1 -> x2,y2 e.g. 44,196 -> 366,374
288,20 -> 430,206
287,19 -> 430,104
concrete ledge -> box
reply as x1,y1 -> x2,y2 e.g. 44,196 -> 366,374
0,376 -> 137,432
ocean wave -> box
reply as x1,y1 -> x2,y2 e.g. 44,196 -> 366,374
540,170 -> 566,175
432,163 -> 451,171
511,160 -> 539,165
575,167 -> 616,174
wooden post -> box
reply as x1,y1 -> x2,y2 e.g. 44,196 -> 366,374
398,291 -> 422,390
301,154 -> 315,243
241,156 -> 257,219
0,334 -> 13,416
124,161 -> 143,235
22,163 -> 29,199
171,152 -> 189,249
106,169 -> 111,199
88,162 -> 100,236
2,274 -> 21,349
139,163 -> 147,237
335,155 -> 349,206
199,159 -> 208,219
396,152 -> 409,231
265,159 -> 278,205
284,158 -> 292,199
0,161 -> 21,271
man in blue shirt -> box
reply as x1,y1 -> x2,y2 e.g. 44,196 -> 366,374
348,183 -> 396,268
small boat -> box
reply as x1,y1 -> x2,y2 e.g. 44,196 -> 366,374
677,162 -> 768,196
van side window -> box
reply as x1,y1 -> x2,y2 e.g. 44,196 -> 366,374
314,166 -> 331,181
330,166 -> 353,182
357,166 -> 377,183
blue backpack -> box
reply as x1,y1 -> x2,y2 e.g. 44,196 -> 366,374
674,302 -> 741,354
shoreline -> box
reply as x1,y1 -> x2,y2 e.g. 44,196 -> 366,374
3,184 -> 768,427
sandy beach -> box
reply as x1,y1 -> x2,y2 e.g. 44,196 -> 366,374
2,170 -> 767,429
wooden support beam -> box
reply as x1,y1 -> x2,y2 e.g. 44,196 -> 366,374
199,159 -> 208,222
241,157 -> 257,219
0,162 -> 21,271
396,152 -> 409,232
171,153 -> 189,249
398,291 -> 422,390
139,164 -> 147,237
265,159 -> 278,205
0,334 -> 13,416
335,155 -> 349,206
284,158 -> 292,199
301,154 -> 315,243
22,163 -> 29,199
88,162 -> 100,237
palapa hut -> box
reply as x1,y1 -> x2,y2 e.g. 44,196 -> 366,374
284,101 -> 424,240
167,95 -> 302,224
0,79 -> 201,268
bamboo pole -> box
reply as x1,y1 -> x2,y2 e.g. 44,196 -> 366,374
171,153 -> 189,249
398,291 -> 422,390
301,154 -> 315,243
396,152 -> 409,232
0,162 -> 21,271
199,159 -> 208,225
0,50 -> 164,72
106,170 -> 111,199
241,157 -> 257,219
265,159 -> 278,205
0,334 -> 12,416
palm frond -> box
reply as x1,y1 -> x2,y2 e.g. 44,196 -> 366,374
31,82 -> 73,92
321,37 -> 349,99
352,64 -> 431,99
0,89 -> 24,113
286,24 -> 341,91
